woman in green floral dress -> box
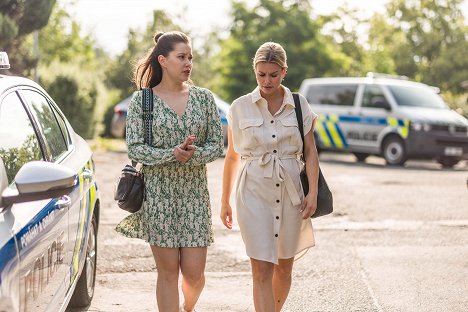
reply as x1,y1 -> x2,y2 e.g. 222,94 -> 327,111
116,31 -> 223,312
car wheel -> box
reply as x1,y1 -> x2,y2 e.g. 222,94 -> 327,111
382,136 -> 407,166
69,215 -> 97,308
437,157 -> 460,168
353,152 -> 369,162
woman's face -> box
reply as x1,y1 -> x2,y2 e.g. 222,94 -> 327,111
159,42 -> 193,82
255,62 -> 286,96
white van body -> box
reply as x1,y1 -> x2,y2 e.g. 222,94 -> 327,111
298,75 -> 468,167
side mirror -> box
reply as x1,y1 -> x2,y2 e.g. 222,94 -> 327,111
1,161 -> 77,208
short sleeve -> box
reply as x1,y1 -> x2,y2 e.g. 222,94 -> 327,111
301,94 -> 318,136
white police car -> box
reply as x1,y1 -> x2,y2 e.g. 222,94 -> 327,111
299,73 -> 468,167
0,52 -> 100,311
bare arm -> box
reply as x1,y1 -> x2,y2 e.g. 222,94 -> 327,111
220,127 -> 240,229
300,120 -> 320,219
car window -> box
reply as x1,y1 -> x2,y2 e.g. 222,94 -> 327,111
21,90 -> 68,162
50,103 -> 71,145
0,92 -> 43,183
362,85 -> 390,108
305,84 -> 357,106
388,85 -> 446,109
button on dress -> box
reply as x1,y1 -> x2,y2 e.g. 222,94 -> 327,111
116,86 -> 224,247
227,86 -> 317,264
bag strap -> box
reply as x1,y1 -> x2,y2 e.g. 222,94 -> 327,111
142,88 -> 154,145
292,93 -> 305,158
131,88 -> 154,167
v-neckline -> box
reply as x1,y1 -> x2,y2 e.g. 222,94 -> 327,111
153,86 -> 191,118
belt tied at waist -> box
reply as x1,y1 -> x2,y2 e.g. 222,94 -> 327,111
241,153 -> 302,206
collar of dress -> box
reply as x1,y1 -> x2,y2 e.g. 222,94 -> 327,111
251,85 -> 296,109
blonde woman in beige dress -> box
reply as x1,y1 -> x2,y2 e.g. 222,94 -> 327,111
221,42 -> 320,312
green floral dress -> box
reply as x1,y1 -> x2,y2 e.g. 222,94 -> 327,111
115,86 -> 224,247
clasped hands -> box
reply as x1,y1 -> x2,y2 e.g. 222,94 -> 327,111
174,134 -> 196,163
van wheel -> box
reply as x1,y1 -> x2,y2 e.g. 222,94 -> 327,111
382,136 -> 407,166
437,157 -> 460,168
69,215 -> 97,308
353,152 -> 369,162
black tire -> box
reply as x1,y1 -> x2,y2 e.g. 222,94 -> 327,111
382,136 -> 407,166
353,152 -> 369,162
437,157 -> 460,168
68,216 -> 97,308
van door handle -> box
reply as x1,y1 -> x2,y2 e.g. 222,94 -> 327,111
82,169 -> 93,180
57,195 -> 71,211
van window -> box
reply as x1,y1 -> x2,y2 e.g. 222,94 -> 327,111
305,84 -> 357,106
388,85 -> 446,109
362,85 -> 390,108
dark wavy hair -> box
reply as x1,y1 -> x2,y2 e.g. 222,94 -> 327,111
133,31 -> 191,89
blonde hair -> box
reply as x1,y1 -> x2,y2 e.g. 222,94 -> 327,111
252,42 -> 288,69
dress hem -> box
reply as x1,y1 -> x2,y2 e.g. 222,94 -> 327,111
115,226 -> 213,248
246,243 -> 315,265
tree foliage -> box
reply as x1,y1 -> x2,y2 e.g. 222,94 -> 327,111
0,0 -> 56,74
369,0 -> 468,92
211,0 -> 348,102
38,6 -> 96,67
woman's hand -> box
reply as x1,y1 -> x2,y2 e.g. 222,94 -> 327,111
299,193 -> 317,219
220,202 -> 233,229
174,135 -> 196,163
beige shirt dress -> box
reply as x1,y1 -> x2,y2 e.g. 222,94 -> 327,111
227,86 -> 318,264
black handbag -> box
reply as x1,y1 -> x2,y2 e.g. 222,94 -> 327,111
293,93 -> 333,218
114,88 -> 154,213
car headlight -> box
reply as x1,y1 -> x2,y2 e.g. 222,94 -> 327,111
410,122 -> 431,131
411,122 -> 422,131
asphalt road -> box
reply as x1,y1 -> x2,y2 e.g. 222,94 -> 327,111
68,148 -> 468,312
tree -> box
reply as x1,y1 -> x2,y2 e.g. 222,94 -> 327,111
38,6 -> 96,67
0,0 -> 56,75
317,4 -> 368,76
381,0 -> 467,93
211,0 -> 348,102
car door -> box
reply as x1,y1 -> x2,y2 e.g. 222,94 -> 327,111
15,88 -> 72,312
352,84 -> 392,152
305,83 -> 359,151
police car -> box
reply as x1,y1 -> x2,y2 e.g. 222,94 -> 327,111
299,73 -> 468,167
0,52 -> 100,311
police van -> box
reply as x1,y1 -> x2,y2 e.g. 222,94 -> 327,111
299,73 -> 468,167
0,52 -> 100,311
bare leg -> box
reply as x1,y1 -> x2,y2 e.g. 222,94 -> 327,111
150,246 -> 180,312
250,258 -> 275,312
180,247 -> 207,312
273,258 -> 294,312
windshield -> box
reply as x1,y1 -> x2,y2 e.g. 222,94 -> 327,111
388,85 -> 446,109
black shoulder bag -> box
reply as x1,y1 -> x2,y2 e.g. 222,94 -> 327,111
114,88 -> 154,213
293,93 -> 333,218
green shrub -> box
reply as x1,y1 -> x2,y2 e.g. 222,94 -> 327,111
44,75 -> 97,139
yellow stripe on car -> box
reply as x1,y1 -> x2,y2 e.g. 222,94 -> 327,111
315,116 -> 332,147
326,121 -> 344,149
73,160 -> 90,277
387,117 -> 409,138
